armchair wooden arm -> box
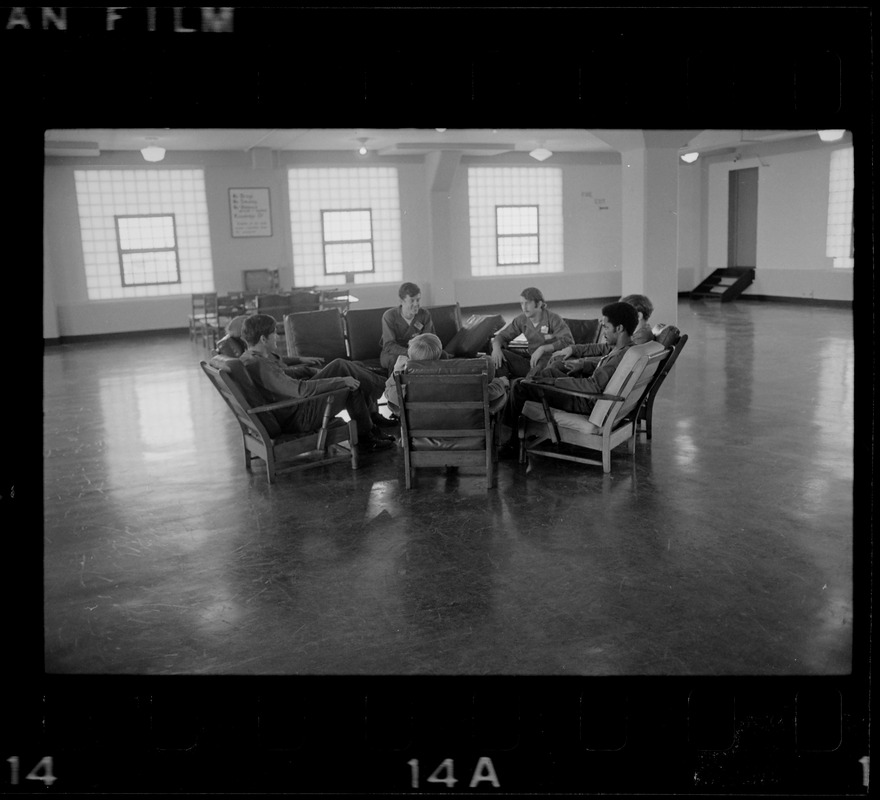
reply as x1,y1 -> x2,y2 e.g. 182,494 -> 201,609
245,387 -> 351,416
520,379 -> 625,403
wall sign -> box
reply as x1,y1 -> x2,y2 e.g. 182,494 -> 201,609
229,187 -> 272,238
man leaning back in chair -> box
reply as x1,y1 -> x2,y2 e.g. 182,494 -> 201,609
240,314 -> 395,453
497,301 -> 640,459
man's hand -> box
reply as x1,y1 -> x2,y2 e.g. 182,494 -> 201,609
491,347 -> 504,369
342,377 -> 360,390
530,345 -> 549,368
301,356 -> 324,366
549,346 -> 573,362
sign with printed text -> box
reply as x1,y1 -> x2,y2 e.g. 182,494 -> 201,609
229,188 -> 272,238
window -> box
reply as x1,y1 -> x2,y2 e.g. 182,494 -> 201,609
468,167 -> 563,277
74,169 -> 214,299
288,168 -> 403,287
496,205 -> 539,266
322,209 -> 375,276
826,146 -> 854,269
115,214 -> 180,286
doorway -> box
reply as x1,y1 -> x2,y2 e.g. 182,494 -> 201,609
727,166 -> 758,267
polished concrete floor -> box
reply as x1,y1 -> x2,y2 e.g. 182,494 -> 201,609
42,299 -> 857,676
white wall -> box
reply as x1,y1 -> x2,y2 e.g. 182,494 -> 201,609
704,143 -> 853,302
43,136 -> 853,339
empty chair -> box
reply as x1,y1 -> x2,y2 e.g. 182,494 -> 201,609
201,356 -> 358,483
517,341 -> 667,473
427,303 -> 463,349
394,358 -> 506,489
189,292 -> 218,343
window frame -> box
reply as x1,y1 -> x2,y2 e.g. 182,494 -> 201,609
495,204 -> 541,267
320,207 -> 376,277
114,213 -> 182,287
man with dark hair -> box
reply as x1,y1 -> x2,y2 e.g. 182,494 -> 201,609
490,287 -> 574,378
240,314 -> 394,453
497,301 -> 639,458
544,294 -> 655,376
380,282 -> 436,372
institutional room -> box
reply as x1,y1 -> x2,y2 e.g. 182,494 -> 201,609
40,126 -> 861,686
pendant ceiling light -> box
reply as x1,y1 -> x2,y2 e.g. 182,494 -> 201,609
680,151 -> 700,163
529,147 -> 553,162
141,138 -> 165,162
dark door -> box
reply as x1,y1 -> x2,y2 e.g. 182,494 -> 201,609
727,167 -> 758,267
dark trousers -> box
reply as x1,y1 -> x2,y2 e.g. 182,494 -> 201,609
497,348 -> 554,379
312,359 -> 378,435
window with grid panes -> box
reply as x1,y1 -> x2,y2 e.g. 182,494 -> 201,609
115,214 -> 180,286
74,169 -> 214,299
496,205 -> 540,266
826,146 -> 854,269
468,167 -> 563,277
322,209 -> 375,275
288,168 -> 403,287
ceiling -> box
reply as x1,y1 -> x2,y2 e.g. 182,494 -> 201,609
44,128 -> 823,158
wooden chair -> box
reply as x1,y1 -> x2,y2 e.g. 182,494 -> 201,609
630,326 -> 688,440
394,359 -> 505,489
189,292 -> 218,343
428,303 -> 463,349
201,356 -> 358,483
517,341 -> 667,473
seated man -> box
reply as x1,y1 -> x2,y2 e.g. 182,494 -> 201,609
542,294 -> 655,378
498,301 -> 640,458
240,314 -> 395,453
217,315 -> 325,378
384,333 -> 509,413
490,287 -> 574,378
380,282 -> 436,373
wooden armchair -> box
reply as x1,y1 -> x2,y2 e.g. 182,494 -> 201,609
563,317 -> 603,346
343,306 -> 387,374
631,325 -> 688,439
201,356 -> 358,483
517,341 -> 667,473
394,358 -> 505,489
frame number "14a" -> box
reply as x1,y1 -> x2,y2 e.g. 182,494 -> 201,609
407,757 -> 500,789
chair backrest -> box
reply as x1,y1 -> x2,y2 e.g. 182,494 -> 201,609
202,356 -> 281,439
563,317 -> 602,345
395,359 -> 492,445
284,309 -> 348,361
344,306 -> 387,361
642,330 -> 687,408
587,341 -> 667,428
428,303 -> 463,348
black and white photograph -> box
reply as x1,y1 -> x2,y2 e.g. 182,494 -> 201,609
6,4 -> 874,795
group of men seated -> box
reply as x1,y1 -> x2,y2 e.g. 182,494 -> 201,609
212,280 -> 658,459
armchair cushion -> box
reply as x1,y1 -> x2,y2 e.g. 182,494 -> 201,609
443,314 -> 506,357
563,317 -> 602,345
652,323 -> 681,349
522,400 -> 601,435
344,306 -> 387,361
428,303 -> 462,348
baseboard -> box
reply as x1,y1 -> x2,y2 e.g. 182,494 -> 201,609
44,327 -> 190,347
679,291 -> 851,309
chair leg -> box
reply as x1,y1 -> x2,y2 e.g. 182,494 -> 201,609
265,449 -> 276,484
645,405 -> 653,440
602,446 -> 612,473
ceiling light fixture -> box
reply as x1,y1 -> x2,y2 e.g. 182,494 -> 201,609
817,129 -> 845,142
435,128 -> 447,133
140,138 -> 165,163
357,137 -> 368,156
680,151 -> 699,164
529,147 -> 553,162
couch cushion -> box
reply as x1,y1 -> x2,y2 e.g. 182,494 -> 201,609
428,304 -> 462,348
209,355 -> 282,438
443,314 -> 506,357
344,306 -> 387,361
405,356 -> 495,380
284,309 -> 348,361
563,317 -> 601,345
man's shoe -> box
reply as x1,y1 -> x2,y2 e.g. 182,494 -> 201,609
370,426 -> 395,442
372,412 -> 399,428
359,434 -> 395,453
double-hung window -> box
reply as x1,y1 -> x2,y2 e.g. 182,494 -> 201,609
496,205 -> 540,266
321,209 -> 375,277
115,214 -> 180,286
